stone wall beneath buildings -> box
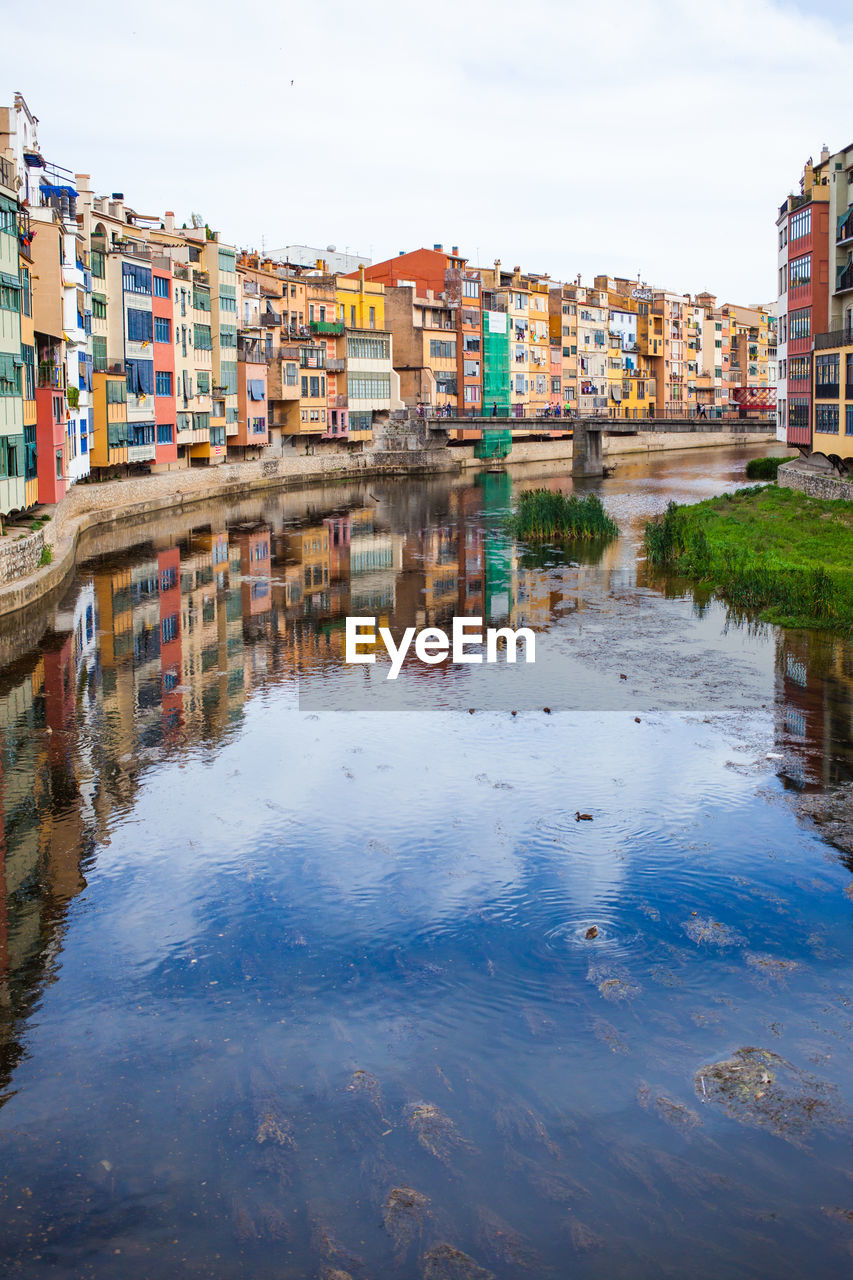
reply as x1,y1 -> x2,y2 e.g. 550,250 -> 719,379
777,464 -> 853,503
0,527 -> 44,586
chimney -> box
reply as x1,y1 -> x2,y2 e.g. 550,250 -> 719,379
434,243 -> 443,252
452,245 -> 459,255
164,210 -> 175,233
821,144 -> 830,164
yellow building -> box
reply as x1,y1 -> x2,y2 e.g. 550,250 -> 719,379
812,334 -> 853,461
336,270 -> 385,330
91,371 -> 128,468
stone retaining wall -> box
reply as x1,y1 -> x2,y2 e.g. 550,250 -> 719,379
777,465 -> 853,502
0,527 -> 44,586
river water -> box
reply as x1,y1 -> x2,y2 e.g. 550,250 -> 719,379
0,446 -> 851,1279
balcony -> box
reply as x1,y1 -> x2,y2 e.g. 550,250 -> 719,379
326,358 -> 346,372
38,362 -> 64,389
838,210 -> 853,246
128,442 -> 156,463
836,262 -> 853,293
261,310 -> 281,327
309,320 -> 344,336
815,382 -> 840,399
814,328 -> 853,350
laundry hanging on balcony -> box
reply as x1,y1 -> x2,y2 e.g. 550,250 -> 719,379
248,379 -> 265,400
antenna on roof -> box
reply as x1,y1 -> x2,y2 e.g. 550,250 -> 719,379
191,212 -> 204,229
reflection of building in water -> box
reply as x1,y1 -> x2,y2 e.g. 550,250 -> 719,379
774,631 -> 853,788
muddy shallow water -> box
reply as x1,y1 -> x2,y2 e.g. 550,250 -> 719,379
0,445 -> 852,1279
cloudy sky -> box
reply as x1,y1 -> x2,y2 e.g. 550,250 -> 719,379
3,0 -> 852,303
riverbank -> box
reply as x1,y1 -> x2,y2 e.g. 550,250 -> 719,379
644,484 -> 853,633
0,428 -> 774,619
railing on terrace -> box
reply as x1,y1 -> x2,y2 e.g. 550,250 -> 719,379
837,263 -> 853,292
37,362 -> 64,389
309,320 -> 344,335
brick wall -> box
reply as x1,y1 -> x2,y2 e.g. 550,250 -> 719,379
0,528 -> 44,586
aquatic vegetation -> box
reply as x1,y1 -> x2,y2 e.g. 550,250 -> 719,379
476,1206 -> 538,1269
592,1017 -> 630,1054
494,1100 -> 560,1157
383,1186 -> 431,1260
567,1216 -> 605,1252
310,1216 -> 365,1275
405,1101 -> 475,1165
421,1241 -> 495,1280
744,455 -> 795,480
507,489 -> 619,543
637,1082 -> 702,1131
255,1106 -> 295,1148
745,952 -> 799,983
682,916 -> 745,948
695,1047 -> 846,1146
587,960 -> 642,1002
643,488 -> 853,632
347,1068 -> 388,1117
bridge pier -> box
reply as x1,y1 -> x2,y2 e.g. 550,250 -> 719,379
571,420 -> 605,477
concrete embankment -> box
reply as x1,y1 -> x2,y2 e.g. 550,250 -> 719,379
0,427 -> 774,620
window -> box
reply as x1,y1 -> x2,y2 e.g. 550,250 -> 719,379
778,224 -> 788,249
462,279 -> 479,298
21,344 -> 35,399
0,352 -> 20,396
193,323 -> 212,351
162,614 -> 179,643
92,294 -> 107,320
347,373 -> 392,400
122,262 -> 152,294
463,360 -> 480,378
153,275 -> 170,298
816,404 -> 839,433
126,307 -> 153,342
789,308 -> 810,341
429,339 -> 456,359
126,359 -> 155,396
154,316 -> 171,343
788,397 -> 810,429
20,267 -> 31,317
309,375 -> 322,397
197,371 -> 210,394
210,425 -> 226,446
220,361 -> 237,395
369,306 -> 376,328
778,264 -> 787,295
285,362 -> 297,386
251,417 -> 266,434
106,378 -> 127,403
346,335 -> 390,360
157,424 -> 173,444
219,324 -> 237,348
132,423 -> 155,445
464,385 -> 480,402
790,208 -> 811,241
218,249 -> 236,274
815,353 -> 839,396
0,283 -> 19,312
193,287 -> 211,312
219,285 -> 237,312
846,405 -> 853,435
56,449 -> 63,478
91,249 -> 106,279
155,371 -> 173,396
789,254 -> 811,288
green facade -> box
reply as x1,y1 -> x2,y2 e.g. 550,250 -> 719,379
482,309 -> 511,417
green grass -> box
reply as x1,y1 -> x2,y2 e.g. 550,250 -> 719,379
744,455 -> 796,480
508,489 -> 619,542
644,485 -> 853,632
38,544 -> 53,567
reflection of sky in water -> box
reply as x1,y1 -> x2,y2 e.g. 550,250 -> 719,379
1,446 -> 852,1278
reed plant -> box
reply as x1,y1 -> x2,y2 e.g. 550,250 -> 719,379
744,455 -> 795,481
508,489 -> 619,542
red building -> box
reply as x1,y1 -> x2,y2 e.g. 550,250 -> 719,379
778,173 -> 831,449
35,386 -> 67,504
358,246 -> 483,415
152,259 -> 177,467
